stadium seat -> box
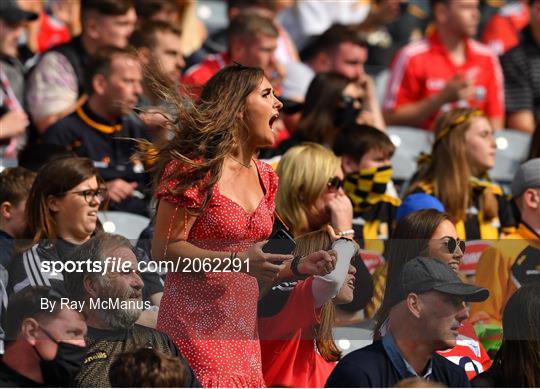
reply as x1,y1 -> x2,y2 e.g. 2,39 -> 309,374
333,320 -> 375,356
197,0 -> 228,33
491,129 -> 531,185
98,211 -> 150,240
387,126 -> 434,182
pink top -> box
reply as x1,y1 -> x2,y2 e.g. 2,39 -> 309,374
156,159 -> 278,387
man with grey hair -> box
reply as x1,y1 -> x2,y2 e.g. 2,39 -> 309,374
64,233 -> 199,387
471,158 -> 540,327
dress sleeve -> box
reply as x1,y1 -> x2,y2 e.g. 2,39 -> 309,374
155,160 -> 206,209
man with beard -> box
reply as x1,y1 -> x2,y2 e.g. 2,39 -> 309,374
0,287 -> 88,387
64,233 -> 199,387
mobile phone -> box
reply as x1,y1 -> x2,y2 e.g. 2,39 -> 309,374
262,229 -> 296,255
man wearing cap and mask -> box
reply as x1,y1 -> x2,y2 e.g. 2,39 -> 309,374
326,256 -> 488,387
0,1 -> 37,158
0,287 -> 88,387
471,158 -> 540,328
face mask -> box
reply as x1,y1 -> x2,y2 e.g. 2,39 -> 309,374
34,326 -> 87,387
344,165 -> 393,213
334,102 -> 361,128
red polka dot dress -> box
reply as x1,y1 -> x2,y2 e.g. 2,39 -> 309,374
156,159 -> 277,388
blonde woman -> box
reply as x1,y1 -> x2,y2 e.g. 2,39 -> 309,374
407,108 -> 516,240
275,143 -> 354,238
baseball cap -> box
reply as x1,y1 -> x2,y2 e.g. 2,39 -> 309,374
399,257 -> 489,302
396,193 -> 445,222
0,1 -> 38,24
511,158 -> 540,198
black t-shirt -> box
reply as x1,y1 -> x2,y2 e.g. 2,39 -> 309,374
0,359 -> 44,387
325,340 -> 470,388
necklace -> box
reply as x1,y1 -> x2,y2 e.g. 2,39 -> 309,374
229,155 -> 253,169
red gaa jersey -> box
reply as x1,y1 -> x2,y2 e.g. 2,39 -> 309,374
384,30 -> 505,130
182,52 -> 230,97
258,278 -> 336,388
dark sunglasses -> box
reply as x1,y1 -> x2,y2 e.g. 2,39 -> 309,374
340,95 -> 363,106
327,176 -> 344,191
444,237 -> 466,254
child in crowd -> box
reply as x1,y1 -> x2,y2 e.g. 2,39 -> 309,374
333,124 -> 400,252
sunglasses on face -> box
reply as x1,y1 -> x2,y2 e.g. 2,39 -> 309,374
340,95 -> 363,107
327,176 -> 344,191
444,237 -> 466,254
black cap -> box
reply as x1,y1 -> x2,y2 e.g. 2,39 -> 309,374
0,1 -> 38,24
399,257 -> 489,303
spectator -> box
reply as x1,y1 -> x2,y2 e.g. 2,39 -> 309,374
130,20 -> 185,106
274,143 -> 374,322
150,65 -> 291,387
481,0 -> 530,56
406,108 -> 516,240
279,1 -> 370,51
134,0 -> 207,59
36,0 -> 78,53
356,0 -> 421,77
6,157 -> 163,310
42,47 -> 150,216
0,287 -> 87,387
26,0 -> 136,133
109,347 -> 189,387
470,158 -> 540,327
258,229 -> 358,387
383,0 -> 505,131
333,124 -> 401,251
193,0 -> 298,67
0,1 -> 36,158
396,193 -> 445,222
371,209 -> 492,380
500,0 -> 540,133
277,73 -> 384,156
0,167 -> 36,267
471,285 -> 540,387
304,24 -> 368,83
182,13 -> 280,95
302,25 -> 385,128
64,233 -> 199,387
326,257 -> 487,387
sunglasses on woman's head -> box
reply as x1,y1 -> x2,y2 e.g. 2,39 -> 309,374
444,237 -> 466,254
327,176 -> 344,191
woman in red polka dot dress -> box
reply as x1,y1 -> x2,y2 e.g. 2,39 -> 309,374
150,65 -> 293,387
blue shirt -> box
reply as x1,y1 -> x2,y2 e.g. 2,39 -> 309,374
382,332 -> 433,379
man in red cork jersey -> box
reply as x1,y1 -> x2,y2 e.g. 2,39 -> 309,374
383,0 -> 504,131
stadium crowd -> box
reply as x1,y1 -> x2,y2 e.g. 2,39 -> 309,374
0,0 -> 539,387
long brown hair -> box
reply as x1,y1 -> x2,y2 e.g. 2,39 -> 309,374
293,229 -> 341,362
408,108 -> 498,222
497,285 -> 540,386
25,157 -> 104,245
296,73 -> 350,145
148,65 -> 265,213
374,209 -> 452,338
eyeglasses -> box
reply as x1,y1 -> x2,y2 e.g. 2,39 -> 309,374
327,176 -> 344,191
65,188 -> 107,204
444,237 -> 466,254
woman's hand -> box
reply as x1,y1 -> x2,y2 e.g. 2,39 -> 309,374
327,191 -> 353,232
239,241 -> 293,283
297,249 -> 337,276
